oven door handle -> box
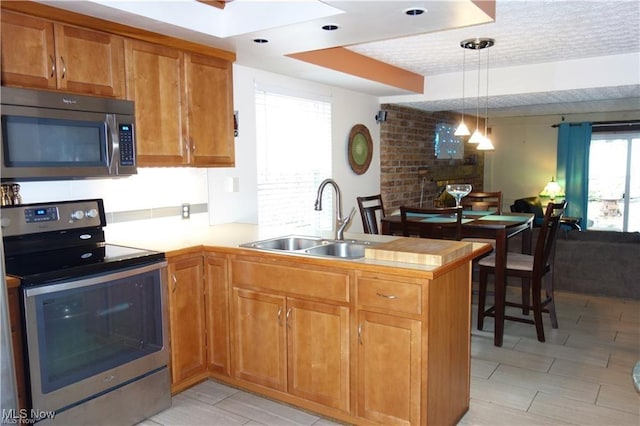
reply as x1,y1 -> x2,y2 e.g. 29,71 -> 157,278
24,261 -> 168,297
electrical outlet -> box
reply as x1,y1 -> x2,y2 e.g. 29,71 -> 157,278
181,203 -> 190,219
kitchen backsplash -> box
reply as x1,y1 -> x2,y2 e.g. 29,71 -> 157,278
12,167 -> 209,222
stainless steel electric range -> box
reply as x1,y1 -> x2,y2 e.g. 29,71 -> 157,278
2,199 -> 170,425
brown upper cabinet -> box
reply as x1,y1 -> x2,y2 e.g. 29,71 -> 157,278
1,11 -> 125,98
1,5 -> 235,168
125,40 -> 235,167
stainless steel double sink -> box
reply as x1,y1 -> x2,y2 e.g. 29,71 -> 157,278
240,235 -> 377,259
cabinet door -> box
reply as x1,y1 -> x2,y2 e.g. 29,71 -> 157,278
204,252 -> 229,375
287,298 -> 350,412
7,286 -> 27,409
357,311 -> 421,425
53,24 -> 125,97
168,255 -> 207,386
125,40 -> 188,165
232,288 -> 286,391
184,53 -> 235,166
1,11 -> 56,89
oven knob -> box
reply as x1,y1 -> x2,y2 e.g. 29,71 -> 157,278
71,210 -> 85,220
86,209 -> 99,218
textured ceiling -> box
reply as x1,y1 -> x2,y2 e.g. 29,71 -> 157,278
356,0 -> 640,116
35,0 -> 640,117
351,1 -> 639,76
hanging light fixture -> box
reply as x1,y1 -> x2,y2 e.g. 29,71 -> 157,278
454,45 -> 470,136
459,38 -> 494,148
477,37 -> 495,151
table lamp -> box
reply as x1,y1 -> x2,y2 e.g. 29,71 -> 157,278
539,177 -> 565,201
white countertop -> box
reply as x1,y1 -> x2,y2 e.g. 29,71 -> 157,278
104,214 -> 490,273
104,214 -> 396,253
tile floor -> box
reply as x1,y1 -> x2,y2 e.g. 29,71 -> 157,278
140,289 -> 639,426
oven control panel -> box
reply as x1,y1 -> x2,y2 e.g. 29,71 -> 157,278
24,206 -> 59,223
1,199 -> 106,237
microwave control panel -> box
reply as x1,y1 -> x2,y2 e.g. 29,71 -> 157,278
119,124 -> 135,166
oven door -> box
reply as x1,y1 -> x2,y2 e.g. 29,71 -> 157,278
23,261 -> 168,414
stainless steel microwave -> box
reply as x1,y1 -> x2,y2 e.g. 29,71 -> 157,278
1,86 -> 137,181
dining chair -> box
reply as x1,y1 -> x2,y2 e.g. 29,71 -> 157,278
461,191 -> 503,214
477,200 -> 567,342
400,206 -> 462,240
356,194 -> 385,234
460,191 -> 503,248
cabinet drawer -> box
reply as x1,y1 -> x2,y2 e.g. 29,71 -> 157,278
231,259 -> 349,303
357,276 -> 422,315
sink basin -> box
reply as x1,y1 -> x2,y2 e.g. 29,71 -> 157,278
242,235 -> 322,251
240,235 -> 377,259
304,242 -> 368,259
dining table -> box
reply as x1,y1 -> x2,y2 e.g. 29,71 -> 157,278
381,210 -> 535,347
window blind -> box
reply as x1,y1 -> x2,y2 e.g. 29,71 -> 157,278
255,88 -> 332,230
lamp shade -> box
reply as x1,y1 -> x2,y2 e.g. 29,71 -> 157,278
476,135 -> 494,151
468,129 -> 484,144
454,121 -> 470,136
539,177 -> 565,200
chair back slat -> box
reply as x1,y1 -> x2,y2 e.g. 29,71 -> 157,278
533,200 -> 567,274
400,206 -> 463,240
461,191 -> 503,214
357,194 -> 385,234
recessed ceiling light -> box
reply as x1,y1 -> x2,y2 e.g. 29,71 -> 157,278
404,7 -> 426,16
322,24 -> 339,31
253,38 -> 269,44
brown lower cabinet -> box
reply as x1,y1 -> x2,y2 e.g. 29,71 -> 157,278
166,250 -> 229,393
164,247 -> 475,425
9,246 -> 473,425
232,289 -> 350,412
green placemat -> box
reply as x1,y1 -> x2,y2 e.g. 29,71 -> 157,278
463,210 -> 495,216
479,215 -> 528,222
406,213 -> 438,218
420,217 -> 475,224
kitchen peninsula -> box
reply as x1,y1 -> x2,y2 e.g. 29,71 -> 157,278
104,218 -> 491,425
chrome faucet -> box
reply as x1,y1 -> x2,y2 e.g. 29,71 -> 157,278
314,178 -> 356,240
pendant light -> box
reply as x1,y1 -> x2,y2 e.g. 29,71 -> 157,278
477,38 -> 495,151
459,38 -> 494,147
454,45 -> 470,136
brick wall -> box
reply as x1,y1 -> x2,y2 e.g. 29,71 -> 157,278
379,104 -> 485,214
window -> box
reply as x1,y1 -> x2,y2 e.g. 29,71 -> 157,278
255,87 -> 332,230
587,132 -> 639,232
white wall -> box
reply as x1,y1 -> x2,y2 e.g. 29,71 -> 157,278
207,64 -> 382,232
485,109 -> 640,209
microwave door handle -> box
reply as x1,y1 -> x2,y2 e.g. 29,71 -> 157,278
106,115 -> 117,174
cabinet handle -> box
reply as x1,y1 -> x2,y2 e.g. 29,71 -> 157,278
49,55 -> 56,78
358,323 -> 363,345
286,308 -> 292,328
277,306 -> 282,327
60,56 -> 66,79
376,292 -> 398,299
171,273 -> 177,293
